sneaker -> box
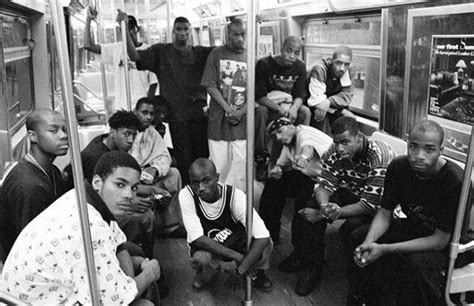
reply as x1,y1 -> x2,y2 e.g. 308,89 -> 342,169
278,252 -> 305,273
255,155 -> 269,182
192,270 -> 219,292
295,268 -> 323,296
252,270 -> 273,292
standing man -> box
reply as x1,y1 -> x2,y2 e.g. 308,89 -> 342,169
298,116 -> 396,296
179,159 -> 274,292
201,18 -> 247,191
117,10 -> 213,185
84,7 -> 157,113
307,45 -> 354,135
258,117 -> 332,296
0,109 -> 69,268
349,120 -> 467,305
2,152 -> 161,305
254,36 -> 311,180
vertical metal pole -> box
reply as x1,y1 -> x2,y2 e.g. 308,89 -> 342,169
120,0 -> 132,110
95,0 -> 109,122
444,125 -> 474,306
145,0 -> 151,44
245,0 -> 256,305
166,0 -> 172,43
49,1 -> 100,305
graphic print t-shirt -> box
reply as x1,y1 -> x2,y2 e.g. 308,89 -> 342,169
202,45 -> 247,141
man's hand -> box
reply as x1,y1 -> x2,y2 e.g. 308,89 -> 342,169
322,202 -> 342,221
141,258 -> 161,281
353,242 -> 385,268
313,108 -> 327,122
293,154 -> 309,169
87,6 -> 98,21
277,105 -> 288,117
224,269 -> 243,291
269,165 -> 283,180
116,9 -> 128,24
298,208 -> 326,223
298,159 -> 323,178
226,108 -> 245,125
288,105 -> 298,123
141,167 -> 158,185
130,196 -> 153,213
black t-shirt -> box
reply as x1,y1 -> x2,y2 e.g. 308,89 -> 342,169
0,158 -> 67,261
255,56 -> 308,101
381,156 -> 464,234
136,43 -> 213,122
64,134 -> 110,188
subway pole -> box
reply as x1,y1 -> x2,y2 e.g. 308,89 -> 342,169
49,1 -> 100,304
245,0 -> 256,305
120,0 -> 132,111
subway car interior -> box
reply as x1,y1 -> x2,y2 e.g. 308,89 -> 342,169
0,0 -> 474,305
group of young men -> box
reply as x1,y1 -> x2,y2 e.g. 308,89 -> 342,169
0,8 -> 470,306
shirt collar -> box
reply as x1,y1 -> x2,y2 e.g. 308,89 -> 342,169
85,181 -> 116,224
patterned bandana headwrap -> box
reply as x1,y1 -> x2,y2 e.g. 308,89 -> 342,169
269,117 -> 292,136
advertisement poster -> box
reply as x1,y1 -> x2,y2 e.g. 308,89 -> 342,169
428,35 -> 474,126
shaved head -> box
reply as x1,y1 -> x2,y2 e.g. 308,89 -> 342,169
333,45 -> 352,60
409,119 -> 444,146
189,158 -> 217,178
26,109 -> 64,132
282,36 -> 302,51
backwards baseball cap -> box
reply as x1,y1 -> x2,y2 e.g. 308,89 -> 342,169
269,117 -> 292,136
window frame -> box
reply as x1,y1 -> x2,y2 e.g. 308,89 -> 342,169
303,14 -> 382,121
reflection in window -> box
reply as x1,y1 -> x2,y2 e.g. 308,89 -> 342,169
304,16 -> 381,119
2,14 -> 34,130
6,59 -> 33,127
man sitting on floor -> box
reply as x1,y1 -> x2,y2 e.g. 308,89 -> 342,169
348,120 -> 467,305
130,97 -> 185,238
179,158 -> 273,292
63,110 -> 156,258
2,152 -> 161,305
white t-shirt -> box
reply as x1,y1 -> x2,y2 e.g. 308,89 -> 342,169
100,42 -> 158,111
179,184 -> 270,244
276,125 -> 333,167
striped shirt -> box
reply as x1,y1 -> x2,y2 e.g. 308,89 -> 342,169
315,135 -> 396,214
276,125 -> 333,167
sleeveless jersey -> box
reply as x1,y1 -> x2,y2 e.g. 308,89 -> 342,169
187,184 -> 246,254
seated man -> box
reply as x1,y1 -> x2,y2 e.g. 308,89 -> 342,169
348,120 -> 465,305
64,110 -> 155,258
307,45 -> 354,135
298,116 -> 396,296
0,109 -> 69,268
258,117 -> 332,296
254,36 -> 311,180
2,152 -> 161,305
130,97 -> 184,238
179,158 -> 273,292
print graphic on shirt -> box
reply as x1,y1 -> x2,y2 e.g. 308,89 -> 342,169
271,74 -> 300,94
407,203 -> 437,231
208,228 -> 233,243
219,60 -> 247,113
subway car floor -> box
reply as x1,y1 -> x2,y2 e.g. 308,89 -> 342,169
154,198 -> 348,306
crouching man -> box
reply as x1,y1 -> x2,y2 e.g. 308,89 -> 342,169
179,158 -> 274,292
2,152 -> 160,305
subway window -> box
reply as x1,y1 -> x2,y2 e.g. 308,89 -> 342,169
303,15 -> 381,120
1,14 -> 34,130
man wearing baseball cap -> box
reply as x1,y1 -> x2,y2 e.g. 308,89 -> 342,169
258,117 -> 332,295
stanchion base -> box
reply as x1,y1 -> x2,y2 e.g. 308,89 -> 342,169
243,300 -> 253,306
